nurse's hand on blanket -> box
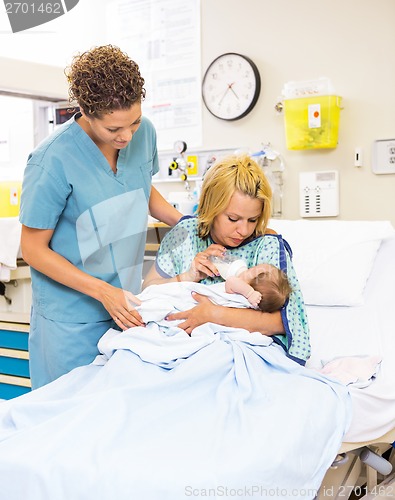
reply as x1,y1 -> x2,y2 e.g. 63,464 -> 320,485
100,286 -> 144,330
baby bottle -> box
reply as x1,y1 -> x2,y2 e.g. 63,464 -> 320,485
209,251 -> 248,279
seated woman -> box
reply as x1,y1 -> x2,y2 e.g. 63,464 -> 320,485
144,154 -> 310,365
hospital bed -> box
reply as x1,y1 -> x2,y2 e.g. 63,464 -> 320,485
270,219 -> 395,498
0,219 -> 393,499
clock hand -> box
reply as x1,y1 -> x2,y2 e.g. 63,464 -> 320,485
218,85 -> 231,106
228,82 -> 239,100
218,83 -> 238,105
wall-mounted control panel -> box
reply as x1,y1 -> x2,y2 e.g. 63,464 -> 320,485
372,139 -> 395,174
299,170 -> 339,217
156,147 -> 237,181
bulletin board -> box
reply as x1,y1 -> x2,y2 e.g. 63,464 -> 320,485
106,0 -> 202,151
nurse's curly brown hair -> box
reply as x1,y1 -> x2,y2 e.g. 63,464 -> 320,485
65,45 -> 146,118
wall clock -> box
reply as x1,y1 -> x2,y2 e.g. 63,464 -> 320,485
202,53 -> 261,121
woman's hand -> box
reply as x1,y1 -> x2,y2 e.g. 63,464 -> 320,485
166,292 -> 284,337
181,244 -> 226,282
100,284 -> 144,330
165,293 -> 219,334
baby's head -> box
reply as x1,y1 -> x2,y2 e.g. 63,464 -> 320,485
252,264 -> 292,313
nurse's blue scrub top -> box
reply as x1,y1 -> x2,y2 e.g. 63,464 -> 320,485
20,113 -> 159,323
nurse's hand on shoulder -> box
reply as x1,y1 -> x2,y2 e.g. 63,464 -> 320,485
101,285 -> 144,330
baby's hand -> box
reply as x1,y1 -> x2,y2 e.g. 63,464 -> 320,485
247,290 -> 262,307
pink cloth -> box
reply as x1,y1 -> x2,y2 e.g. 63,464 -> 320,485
318,355 -> 382,388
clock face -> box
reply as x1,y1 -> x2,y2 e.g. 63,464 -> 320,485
202,53 -> 261,121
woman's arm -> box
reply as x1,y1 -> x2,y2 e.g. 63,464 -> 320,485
165,293 -> 284,336
148,186 -> 183,226
143,262 -> 181,289
142,243 -> 226,289
21,226 -> 144,329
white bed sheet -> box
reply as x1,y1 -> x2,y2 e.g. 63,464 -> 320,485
306,234 -> 395,443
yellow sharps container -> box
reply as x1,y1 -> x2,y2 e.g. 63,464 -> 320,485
0,181 -> 22,217
282,78 -> 342,150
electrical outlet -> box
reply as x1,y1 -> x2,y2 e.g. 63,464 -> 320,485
372,139 -> 395,174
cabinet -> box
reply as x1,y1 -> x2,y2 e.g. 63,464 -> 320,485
145,221 -> 170,252
0,322 -> 31,399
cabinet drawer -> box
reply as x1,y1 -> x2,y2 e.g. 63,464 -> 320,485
0,329 -> 29,351
0,382 -> 31,400
0,325 -> 31,400
0,373 -> 31,399
0,349 -> 30,378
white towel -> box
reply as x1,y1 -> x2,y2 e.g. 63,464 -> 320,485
0,217 -> 22,281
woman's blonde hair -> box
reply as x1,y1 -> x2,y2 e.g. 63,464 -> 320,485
197,154 -> 272,239
65,45 -> 145,118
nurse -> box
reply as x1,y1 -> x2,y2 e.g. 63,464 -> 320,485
20,45 -> 182,389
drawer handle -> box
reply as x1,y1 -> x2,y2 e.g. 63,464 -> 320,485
0,282 -> 12,305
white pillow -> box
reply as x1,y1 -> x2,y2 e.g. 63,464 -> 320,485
268,219 -> 395,306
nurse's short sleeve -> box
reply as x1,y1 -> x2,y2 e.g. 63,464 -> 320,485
20,161 -> 71,229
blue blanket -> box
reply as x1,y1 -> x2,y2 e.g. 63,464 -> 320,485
0,283 -> 351,499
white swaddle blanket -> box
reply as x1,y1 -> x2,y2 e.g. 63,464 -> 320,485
137,280 -> 252,323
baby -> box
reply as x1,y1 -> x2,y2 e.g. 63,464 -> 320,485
225,263 -> 292,312
209,253 -> 292,312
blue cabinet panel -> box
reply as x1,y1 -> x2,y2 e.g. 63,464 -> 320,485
0,329 -> 29,350
0,356 -> 30,377
0,324 -> 30,400
0,383 -> 30,400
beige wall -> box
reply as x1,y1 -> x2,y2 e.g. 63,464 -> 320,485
200,0 -> 395,224
0,57 -> 67,100
1,0 -> 394,223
